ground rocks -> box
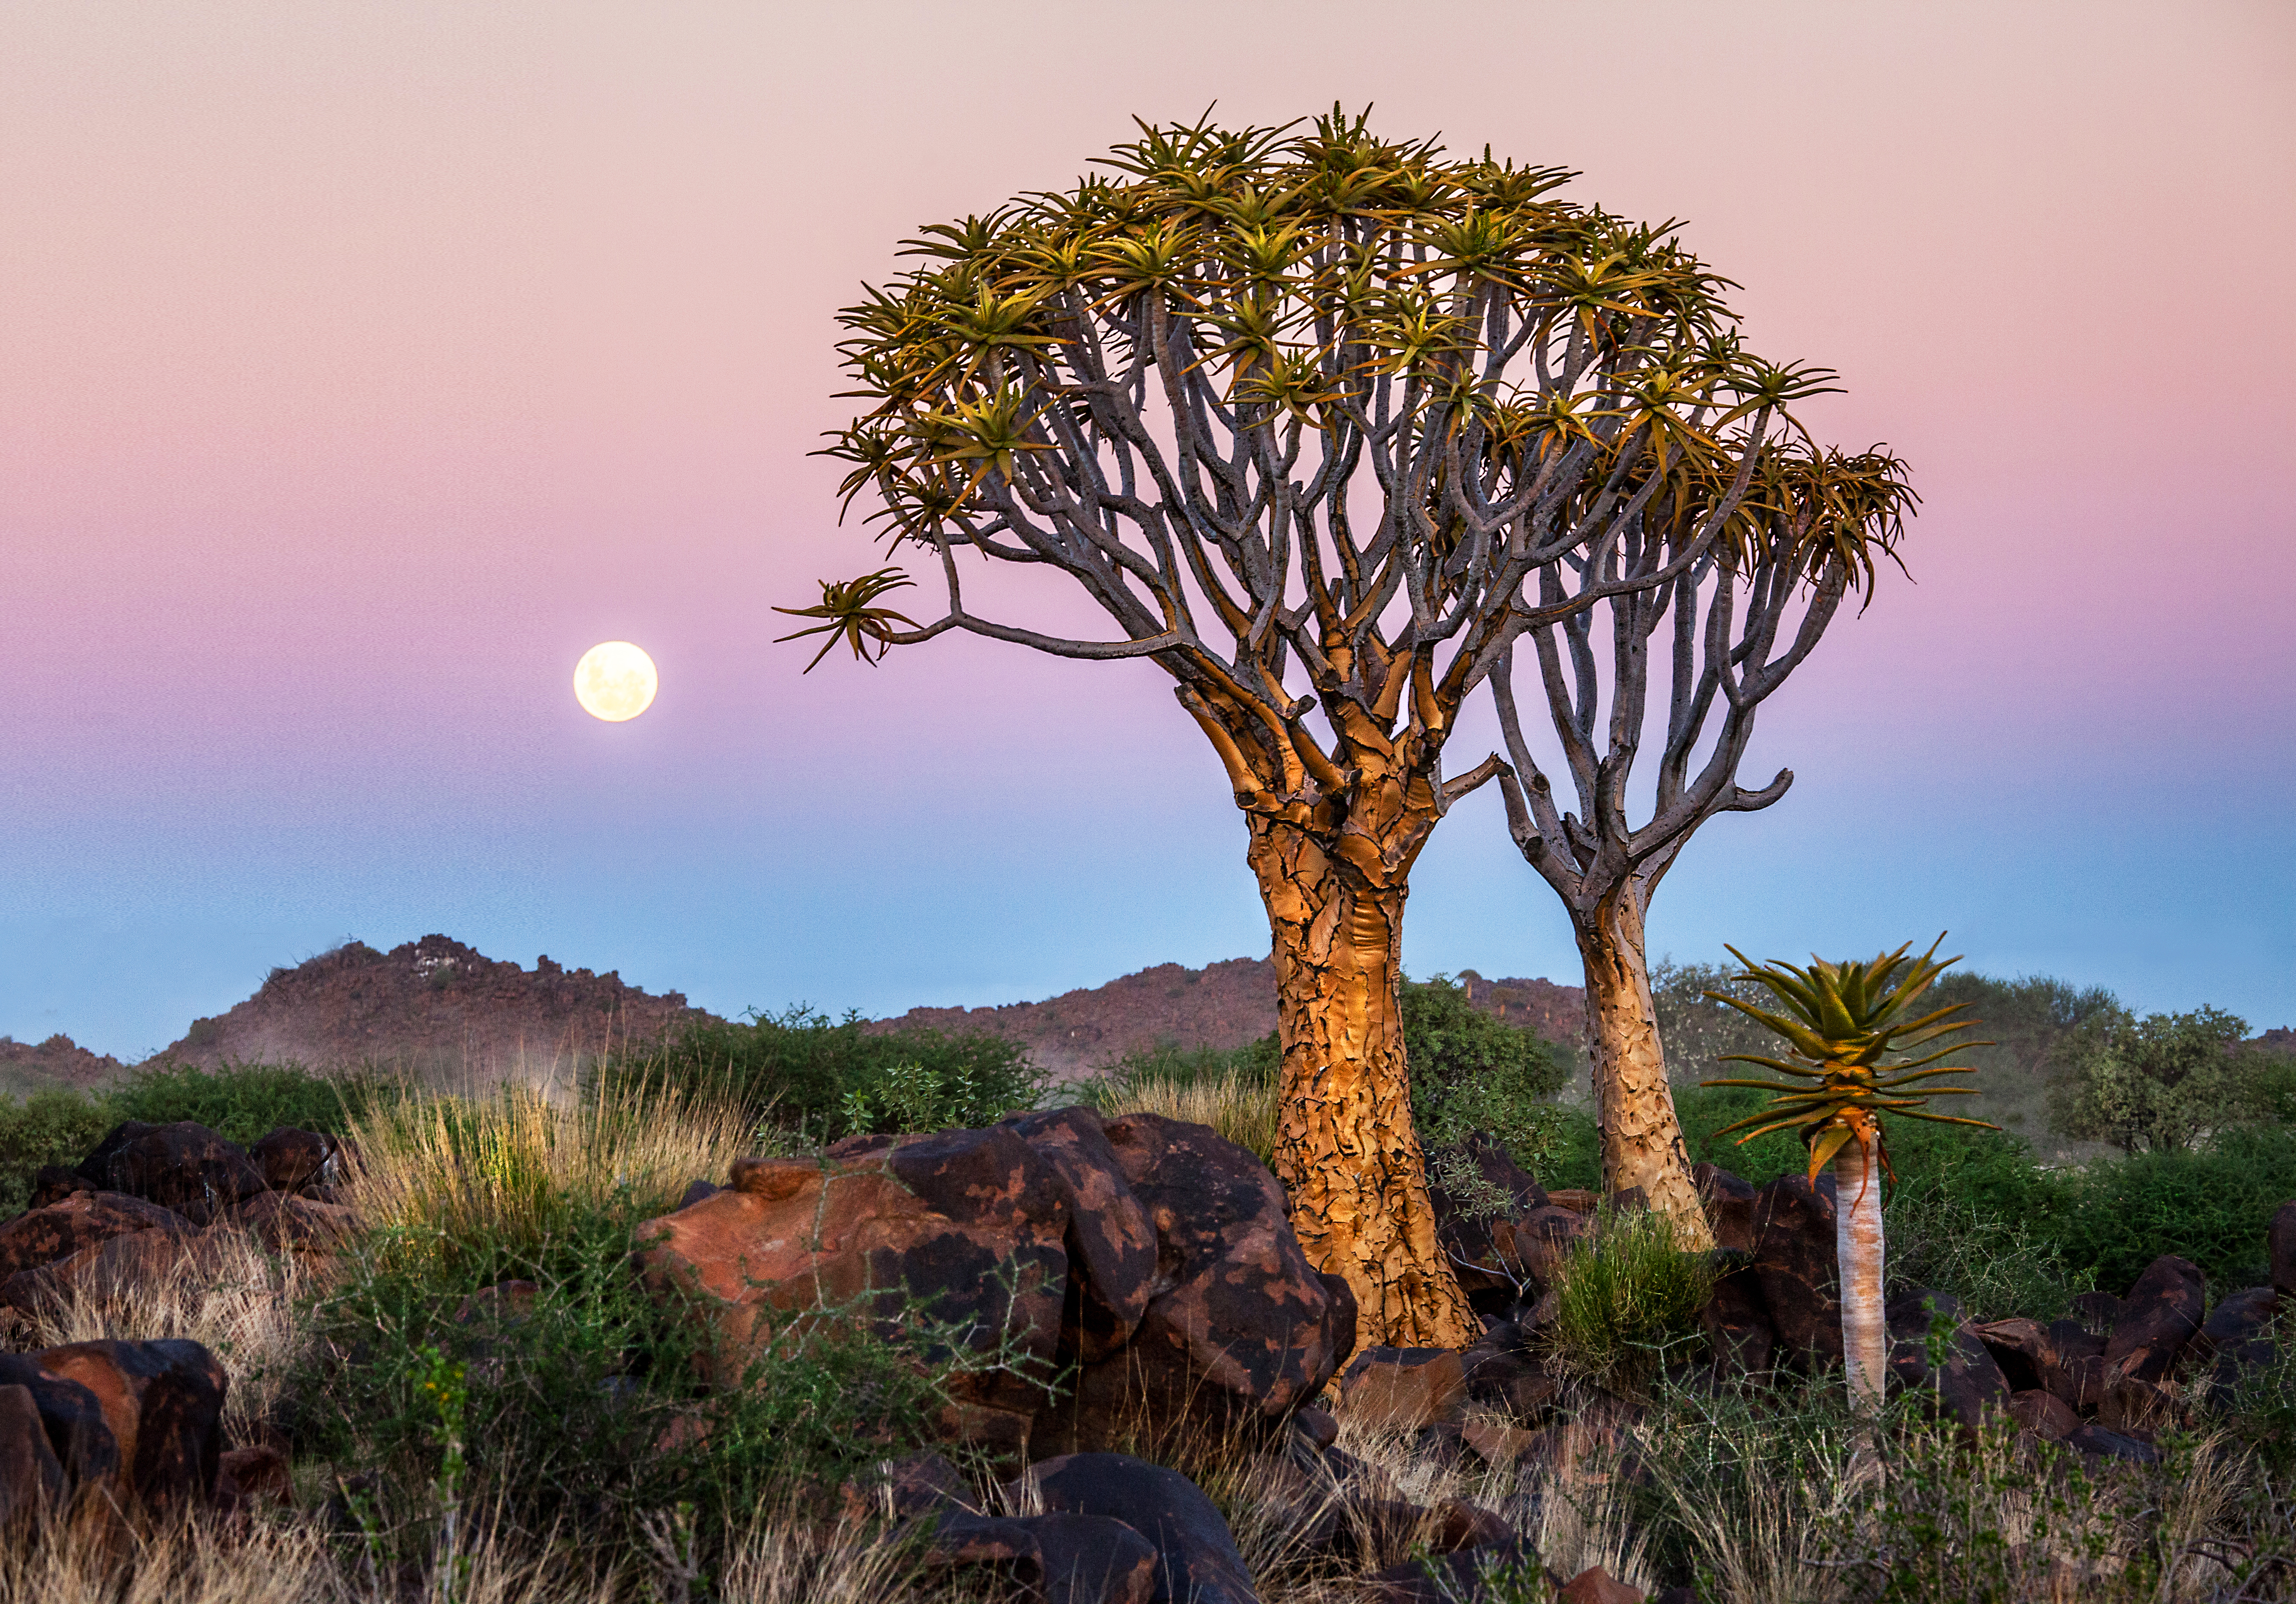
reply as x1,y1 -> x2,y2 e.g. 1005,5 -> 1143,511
0,1383 -> 66,1522
73,1122 -> 268,1226
635,1107 -> 1350,1458
1024,1452 -> 1257,1604
0,1190 -> 191,1283
0,1340 -> 227,1512
249,1127 -> 352,1194
2104,1255 -> 2206,1384
1337,1347 -> 1467,1430
2194,1286 -> 2284,1407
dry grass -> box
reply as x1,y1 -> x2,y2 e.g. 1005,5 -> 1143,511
345,1073 -> 754,1250
15,1227 -> 315,1443
1095,1069 -> 1278,1164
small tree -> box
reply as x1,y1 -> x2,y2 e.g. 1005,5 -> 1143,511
2052,1004 -> 2252,1154
792,110 -> 1844,1343
1488,428 -> 1914,1242
1700,939 -> 1994,1411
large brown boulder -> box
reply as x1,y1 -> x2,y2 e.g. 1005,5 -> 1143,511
73,1122 -> 266,1226
1749,1173 -> 1839,1364
31,1339 -> 228,1509
249,1127 -> 351,1194
1022,1452 -> 1256,1604
2105,1255 -> 2206,1384
1000,1107 -> 1158,1362
1885,1288 -> 2008,1434
634,1124 -> 1071,1454
2193,1286 -> 2283,1409
1692,1163 -> 1760,1253
0,1383 -> 66,1523
0,1354 -> 119,1487
0,1191 -> 191,1282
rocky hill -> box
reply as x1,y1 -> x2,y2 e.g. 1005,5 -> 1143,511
868,958 -> 1587,1079
0,1033 -> 128,1096
145,935 -> 706,1082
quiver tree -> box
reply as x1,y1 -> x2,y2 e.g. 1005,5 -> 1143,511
789,110 -> 1839,1346
1489,433 -> 1915,1242
1700,938 -> 1994,1409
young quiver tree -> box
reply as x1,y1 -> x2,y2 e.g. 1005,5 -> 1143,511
791,111 -> 1841,1345
1488,416 -> 1915,1242
1700,938 -> 1994,1410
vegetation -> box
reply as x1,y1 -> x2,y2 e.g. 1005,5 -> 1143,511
2053,1003 -> 2258,1154
598,1005 -> 1044,1146
1543,1205 -> 1717,1395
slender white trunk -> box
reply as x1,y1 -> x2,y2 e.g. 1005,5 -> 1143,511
1834,1134 -> 1887,1412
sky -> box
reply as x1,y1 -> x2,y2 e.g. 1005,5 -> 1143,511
2,1 -> 2291,1060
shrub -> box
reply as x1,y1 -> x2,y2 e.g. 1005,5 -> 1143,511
2050,1004 -> 2253,1154
0,1088 -> 118,1215
1090,1068 -> 1278,1163
1543,1205 -> 1716,1395
601,1007 -> 1043,1143
2048,1126 -> 2296,1293
1404,976 -> 1575,1176
111,1060 -> 380,1144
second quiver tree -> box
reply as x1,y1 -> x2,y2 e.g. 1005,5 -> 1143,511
1488,412 -> 1915,1242
1699,937 -> 1996,1410
787,109 -> 1851,1346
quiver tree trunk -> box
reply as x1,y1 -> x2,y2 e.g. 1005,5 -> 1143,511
1251,815 -> 1479,1353
1575,886 -> 1713,1249
1834,1133 -> 1887,1411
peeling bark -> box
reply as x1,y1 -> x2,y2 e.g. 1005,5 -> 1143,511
1575,887 -> 1712,1248
1250,814 -> 1479,1354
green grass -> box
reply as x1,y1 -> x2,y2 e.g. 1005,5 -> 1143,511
1543,1205 -> 1717,1395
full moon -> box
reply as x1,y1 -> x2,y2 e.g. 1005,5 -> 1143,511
573,641 -> 658,722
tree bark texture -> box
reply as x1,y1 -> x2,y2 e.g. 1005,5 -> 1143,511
1834,1134 -> 1887,1412
1574,887 -> 1713,1247
1250,814 -> 1480,1354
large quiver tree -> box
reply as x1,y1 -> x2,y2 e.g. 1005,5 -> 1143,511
798,110 -> 1833,1342
1490,440 -> 1916,1239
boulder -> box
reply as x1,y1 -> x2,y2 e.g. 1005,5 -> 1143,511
1701,1263 -> 1776,1377
1969,1318 -> 2051,1392
28,1339 -> 227,1508
1047,1111 -> 1350,1452
2271,1201 -> 2295,1298
0,1383 -> 65,1523
1886,1289 -> 2009,1435
27,1166 -> 90,1209
1428,1134 -> 1549,1297
1510,1206 -> 1593,1291
634,1124 -> 1071,1455
2064,1421 -> 2160,1465
1749,1174 -> 1839,1364
2006,1389 -> 2081,1442
1560,1568 -> 1647,1604
216,1442 -> 294,1510
73,1122 -> 267,1226
0,1354 -> 120,1486
917,1509 -> 1160,1604
248,1127 -> 347,1194
999,1107 -> 1158,1362
2194,1286 -> 2283,1408
4,1224 -> 239,1320
0,1190 -> 191,1282
1692,1163 -> 1759,1253
1023,1452 -> 1256,1604
228,1191 -> 360,1252
1337,1347 -> 1467,1431
2104,1256 -> 2206,1383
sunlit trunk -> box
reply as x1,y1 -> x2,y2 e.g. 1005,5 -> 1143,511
1834,1132 -> 1887,1412
1575,886 -> 1715,1249
1251,815 -> 1478,1354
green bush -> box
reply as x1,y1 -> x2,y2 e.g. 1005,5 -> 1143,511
2047,1126 -> 2296,1294
2051,1004 -> 2254,1154
1544,1205 -> 1717,1395
0,1089 -> 117,1216
599,1006 -> 1043,1143
1404,974 -> 1575,1178
111,1060 -> 378,1145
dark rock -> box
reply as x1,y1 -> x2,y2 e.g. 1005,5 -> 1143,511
248,1128 -> 343,1193
1051,1112 -> 1349,1451
0,1383 -> 65,1523
0,1191 -> 191,1282
73,1122 -> 267,1226
1459,1341 -> 1561,1420
676,1179 -> 720,1211
28,1166 -> 90,1209
2006,1389 -> 2081,1442
1001,1106 -> 1158,1362
1749,1174 -> 1839,1364
2194,1286 -> 2283,1408
30,1338 -> 228,1508
1886,1288 -> 2009,1434
1292,1405 -> 1338,1449
216,1442 -> 293,1509
1025,1451 -> 1256,1604
1970,1318 -> 2051,1392
228,1190 -> 360,1251
1338,1347 -> 1467,1430
1028,1512 -> 1161,1604
1701,1263 -> 1776,1377
2270,1201 -> 2295,1297
0,1354 -> 120,1486
2098,1375 -> 2181,1439
3,1223 -> 237,1321
2105,1256 -> 2206,1383
2070,1290 -> 2124,1333
1429,1133 -> 1549,1296
1433,1499 -> 1512,1552
2065,1421 -> 2160,1465
1693,1164 -> 1759,1253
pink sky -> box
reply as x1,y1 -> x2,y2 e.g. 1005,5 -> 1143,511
3,1 -> 2291,1054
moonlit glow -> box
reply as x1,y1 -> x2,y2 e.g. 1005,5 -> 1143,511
573,641 -> 658,722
